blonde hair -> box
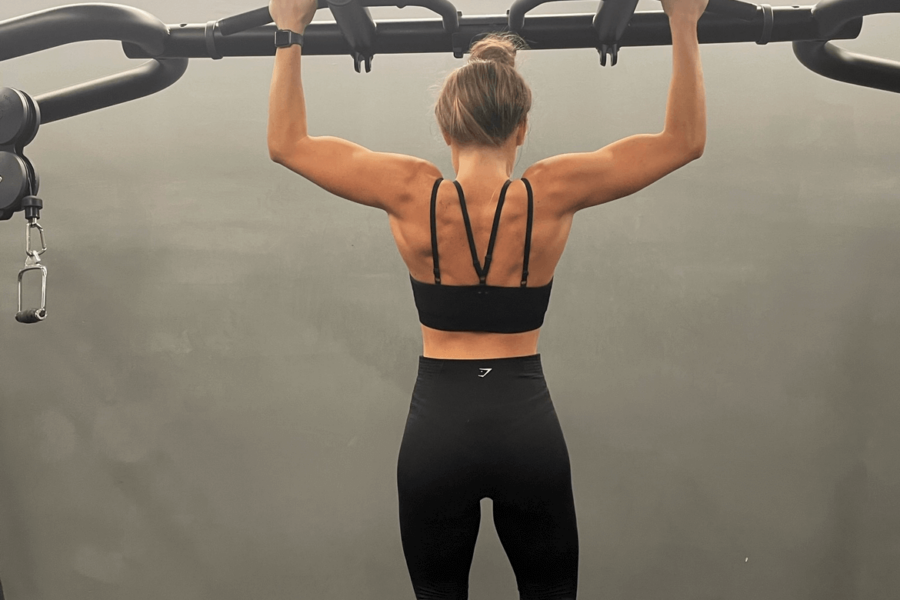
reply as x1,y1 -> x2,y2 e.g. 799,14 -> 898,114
434,33 -> 532,148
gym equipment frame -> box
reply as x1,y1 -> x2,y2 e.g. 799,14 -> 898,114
0,0 -> 898,322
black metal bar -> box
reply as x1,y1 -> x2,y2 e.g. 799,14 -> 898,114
212,1 -> 461,72
0,4 -> 169,62
509,0 -> 761,32
34,59 -> 189,124
123,9 -> 862,59
705,0 -> 762,19
807,0 -> 900,38
793,41 -> 900,93
215,1 -> 460,38
791,0 -> 900,93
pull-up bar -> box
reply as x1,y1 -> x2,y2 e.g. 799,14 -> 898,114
0,0 -> 895,128
0,0 -> 898,322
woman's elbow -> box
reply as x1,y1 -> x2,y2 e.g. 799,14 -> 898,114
268,141 -> 286,164
686,137 -> 705,161
269,136 -> 311,165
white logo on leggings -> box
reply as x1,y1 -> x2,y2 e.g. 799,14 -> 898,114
478,368 -> 492,378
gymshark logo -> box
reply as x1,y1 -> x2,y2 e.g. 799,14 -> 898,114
478,368 -> 492,378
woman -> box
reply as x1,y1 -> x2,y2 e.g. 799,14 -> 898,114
267,0 -> 707,597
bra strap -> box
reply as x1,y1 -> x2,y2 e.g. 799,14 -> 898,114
453,179 -> 512,285
484,180 -> 513,283
430,178 -> 443,284
521,178 -> 534,287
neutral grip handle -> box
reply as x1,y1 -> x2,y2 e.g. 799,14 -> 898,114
16,308 -> 46,324
217,7 -> 273,36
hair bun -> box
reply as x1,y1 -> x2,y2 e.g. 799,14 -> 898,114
468,33 -> 525,69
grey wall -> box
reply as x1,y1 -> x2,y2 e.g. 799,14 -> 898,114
1,1 -> 899,599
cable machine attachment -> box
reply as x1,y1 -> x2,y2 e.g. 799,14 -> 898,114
17,196 -> 48,324
0,88 -> 40,221
0,87 -> 48,323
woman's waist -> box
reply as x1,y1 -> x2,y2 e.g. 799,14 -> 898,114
420,325 -> 541,360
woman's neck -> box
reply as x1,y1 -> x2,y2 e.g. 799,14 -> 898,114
449,140 -> 519,181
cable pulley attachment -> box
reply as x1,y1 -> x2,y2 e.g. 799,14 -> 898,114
0,88 -> 41,221
16,196 -> 48,324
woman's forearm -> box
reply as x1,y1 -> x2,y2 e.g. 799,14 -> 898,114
268,42 -> 308,158
663,16 -> 707,154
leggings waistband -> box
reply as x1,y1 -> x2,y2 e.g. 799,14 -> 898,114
417,354 -> 543,377
411,354 -> 551,420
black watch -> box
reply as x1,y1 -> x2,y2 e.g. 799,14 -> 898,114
274,29 -> 304,48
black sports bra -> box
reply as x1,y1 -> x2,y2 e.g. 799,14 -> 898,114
410,178 -> 553,334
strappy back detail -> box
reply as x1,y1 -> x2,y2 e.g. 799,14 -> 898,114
410,177 -> 553,334
429,178 -> 535,287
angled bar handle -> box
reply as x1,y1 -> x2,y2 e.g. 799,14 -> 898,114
35,58 -> 189,125
0,4 -> 169,61
793,0 -> 900,93
0,4 -> 190,124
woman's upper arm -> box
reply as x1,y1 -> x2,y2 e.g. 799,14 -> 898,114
271,135 -> 439,214
525,133 -> 703,215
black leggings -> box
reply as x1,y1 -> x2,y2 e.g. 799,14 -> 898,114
397,355 -> 579,600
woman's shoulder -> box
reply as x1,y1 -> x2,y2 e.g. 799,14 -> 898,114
402,159 -> 444,203
522,160 -> 566,216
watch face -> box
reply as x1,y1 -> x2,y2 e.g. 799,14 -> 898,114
275,30 -> 302,47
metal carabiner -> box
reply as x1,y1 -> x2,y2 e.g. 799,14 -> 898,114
16,218 -> 48,324
25,217 -> 46,259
